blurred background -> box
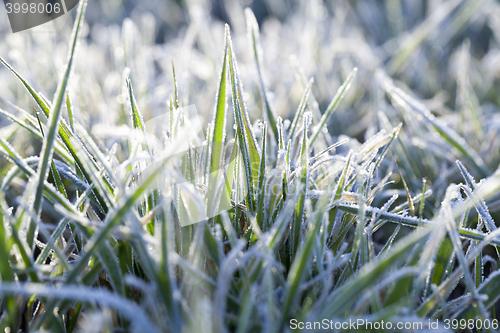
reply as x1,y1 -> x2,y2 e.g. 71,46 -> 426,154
1,0 -> 500,211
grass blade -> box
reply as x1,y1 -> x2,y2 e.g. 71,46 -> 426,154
289,78 -> 313,141
292,114 -> 311,255
245,8 -> 279,142
310,68 -> 357,145
380,75 -> 489,177
32,0 -> 87,221
281,195 -> 329,330
256,122 -> 268,228
127,78 -> 151,154
226,24 -> 261,212
208,28 -> 229,217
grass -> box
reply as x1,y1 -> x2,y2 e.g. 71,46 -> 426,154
1,0 -> 500,332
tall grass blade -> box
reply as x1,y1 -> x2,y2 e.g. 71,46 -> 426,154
256,122 -> 267,228
208,28 -> 229,217
127,78 -> 151,154
32,0 -> 87,225
281,195 -> 329,331
292,114 -> 311,255
381,75 -> 489,177
226,24 -> 260,211
310,68 -> 357,145
245,8 -> 279,142
289,78 -> 313,141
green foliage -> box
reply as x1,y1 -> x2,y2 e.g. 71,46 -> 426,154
0,1 -> 500,332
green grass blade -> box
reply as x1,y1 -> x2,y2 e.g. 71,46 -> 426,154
0,201 -> 13,282
127,78 -> 150,153
256,122 -> 267,228
0,107 -> 72,162
381,76 -> 489,177
226,24 -> 260,211
32,0 -> 87,219
64,153 -> 174,284
431,237 -> 455,286
35,112 -> 67,198
456,160 -> 496,231
0,283 -> 159,332
245,8 -> 279,142
172,61 -> 179,109
418,178 -> 427,226
35,184 -> 95,266
281,195 -> 329,330
0,137 -> 75,213
207,28 -> 229,217
66,93 -> 75,133
443,188 -> 489,320
319,226 -> 432,318
458,269 -> 500,320
159,208 -> 183,332
338,203 -> 500,246
0,197 -> 16,326
1,2 -> 111,215
0,57 -> 51,115
289,78 -> 313,141
35,155 -> 176,329
417,224 -> 500,317
292,114 -> 311,255
310,68 -> 357,145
